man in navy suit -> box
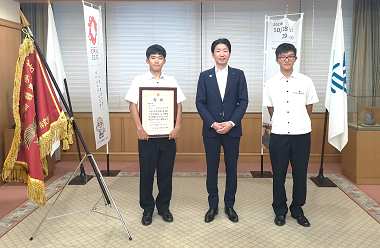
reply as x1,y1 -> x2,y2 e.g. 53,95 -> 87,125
196,38 -> 248,223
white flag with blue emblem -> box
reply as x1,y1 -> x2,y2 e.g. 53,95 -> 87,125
325,0 -> 347,152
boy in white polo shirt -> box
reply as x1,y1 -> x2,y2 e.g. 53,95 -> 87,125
263,43 -> 318,228
125,44 -> 186,226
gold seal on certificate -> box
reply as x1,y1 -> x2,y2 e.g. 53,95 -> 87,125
139,87 -> 177,137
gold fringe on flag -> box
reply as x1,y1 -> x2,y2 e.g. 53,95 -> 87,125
38,112 -> 73,163
2,163 -> 28,184
2,34 -> 34,182
28,176 -> 46,206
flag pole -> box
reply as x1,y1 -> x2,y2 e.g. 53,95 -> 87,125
251,15 -> 273,179
310,109 -> 337,187
19,8 -> 110,203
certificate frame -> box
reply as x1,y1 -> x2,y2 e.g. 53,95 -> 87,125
139,87 -> 177,138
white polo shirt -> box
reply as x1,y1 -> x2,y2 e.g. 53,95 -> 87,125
124,71 -> 186,108
263,71 -> 319,135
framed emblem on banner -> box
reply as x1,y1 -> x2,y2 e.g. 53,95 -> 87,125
139,87 -> 177,137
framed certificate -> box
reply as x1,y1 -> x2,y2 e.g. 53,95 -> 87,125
139,87 -> 177,137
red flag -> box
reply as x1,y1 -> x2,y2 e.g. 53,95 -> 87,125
2,35 -> 73,205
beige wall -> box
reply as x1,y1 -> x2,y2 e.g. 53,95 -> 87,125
60,113 -> 341,164
0,0 -> 20,23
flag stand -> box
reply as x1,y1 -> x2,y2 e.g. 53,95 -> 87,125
30,154 -> 131,241
251,153 -> 273,178
310,109 -> 337,187
64,78 -> 94,185
100,145 -> 120,177
99,9 -> 120,178
19,9 -> 132,241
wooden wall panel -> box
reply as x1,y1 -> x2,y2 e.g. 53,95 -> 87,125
0,18 -> 23,186
342,128 -> 380,184
176,113 -> 204,153
107,115 -> 123,152
341,128 -> 357,181
356,132 -> 380,178
310,114 -> 340,157
122,114 -> 138,152
60,112 -> 341,163
240,114 -> 264,153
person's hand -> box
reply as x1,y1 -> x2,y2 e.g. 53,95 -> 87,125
169,127 -> 180,140
216,122 -> 233,134
137,128 -> 149,140
212,122 -> 223,131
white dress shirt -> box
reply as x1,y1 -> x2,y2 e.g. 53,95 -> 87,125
125,71 -> 186,109
215,65 -> 228,101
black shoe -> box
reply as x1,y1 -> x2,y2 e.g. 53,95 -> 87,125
142,213 -> 153,226
158,211 -> 174,223
274,215 -> 286,226
205,208 -> 218,223
224,207 -> 238,223
292,214 -> 310,227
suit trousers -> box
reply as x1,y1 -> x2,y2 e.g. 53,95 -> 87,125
138,138 -> 176,214
269,133 -> 311,216
203,134 -> 240,209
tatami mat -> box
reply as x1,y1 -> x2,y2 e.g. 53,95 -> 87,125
1,173 -> 380,247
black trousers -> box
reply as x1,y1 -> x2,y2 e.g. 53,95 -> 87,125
138,138 -> 176,214
203,135 -> 240,209
269,133 -> 311,216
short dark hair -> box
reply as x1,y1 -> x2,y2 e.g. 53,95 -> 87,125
146,44 -> 166,59
211,38 -> 231,53
275,43 -> 297,58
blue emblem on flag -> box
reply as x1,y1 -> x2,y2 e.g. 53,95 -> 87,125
330,52 -> 347,94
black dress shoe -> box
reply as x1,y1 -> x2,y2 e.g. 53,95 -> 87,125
158,211 -> 173,223
142,213 -> 153,226
292,214 -> 310,227
274,215 -> 286,226
224,207 -> 238,223
205,208 -> 218,223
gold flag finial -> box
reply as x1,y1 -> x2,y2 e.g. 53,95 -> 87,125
19,8 -> 30,28
47,0 -> 51,6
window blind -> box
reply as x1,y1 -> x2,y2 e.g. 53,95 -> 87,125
201,1 -> 303,113
105,2 -> 201,112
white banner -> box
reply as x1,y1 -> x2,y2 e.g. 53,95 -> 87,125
83,2 -> 111,149
261,14 -> 303,149
47,4 -> 66,99
47,4 -> 67,156
325,0 -> 347,152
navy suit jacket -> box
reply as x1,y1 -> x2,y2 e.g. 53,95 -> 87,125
196,66 -> 248,138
